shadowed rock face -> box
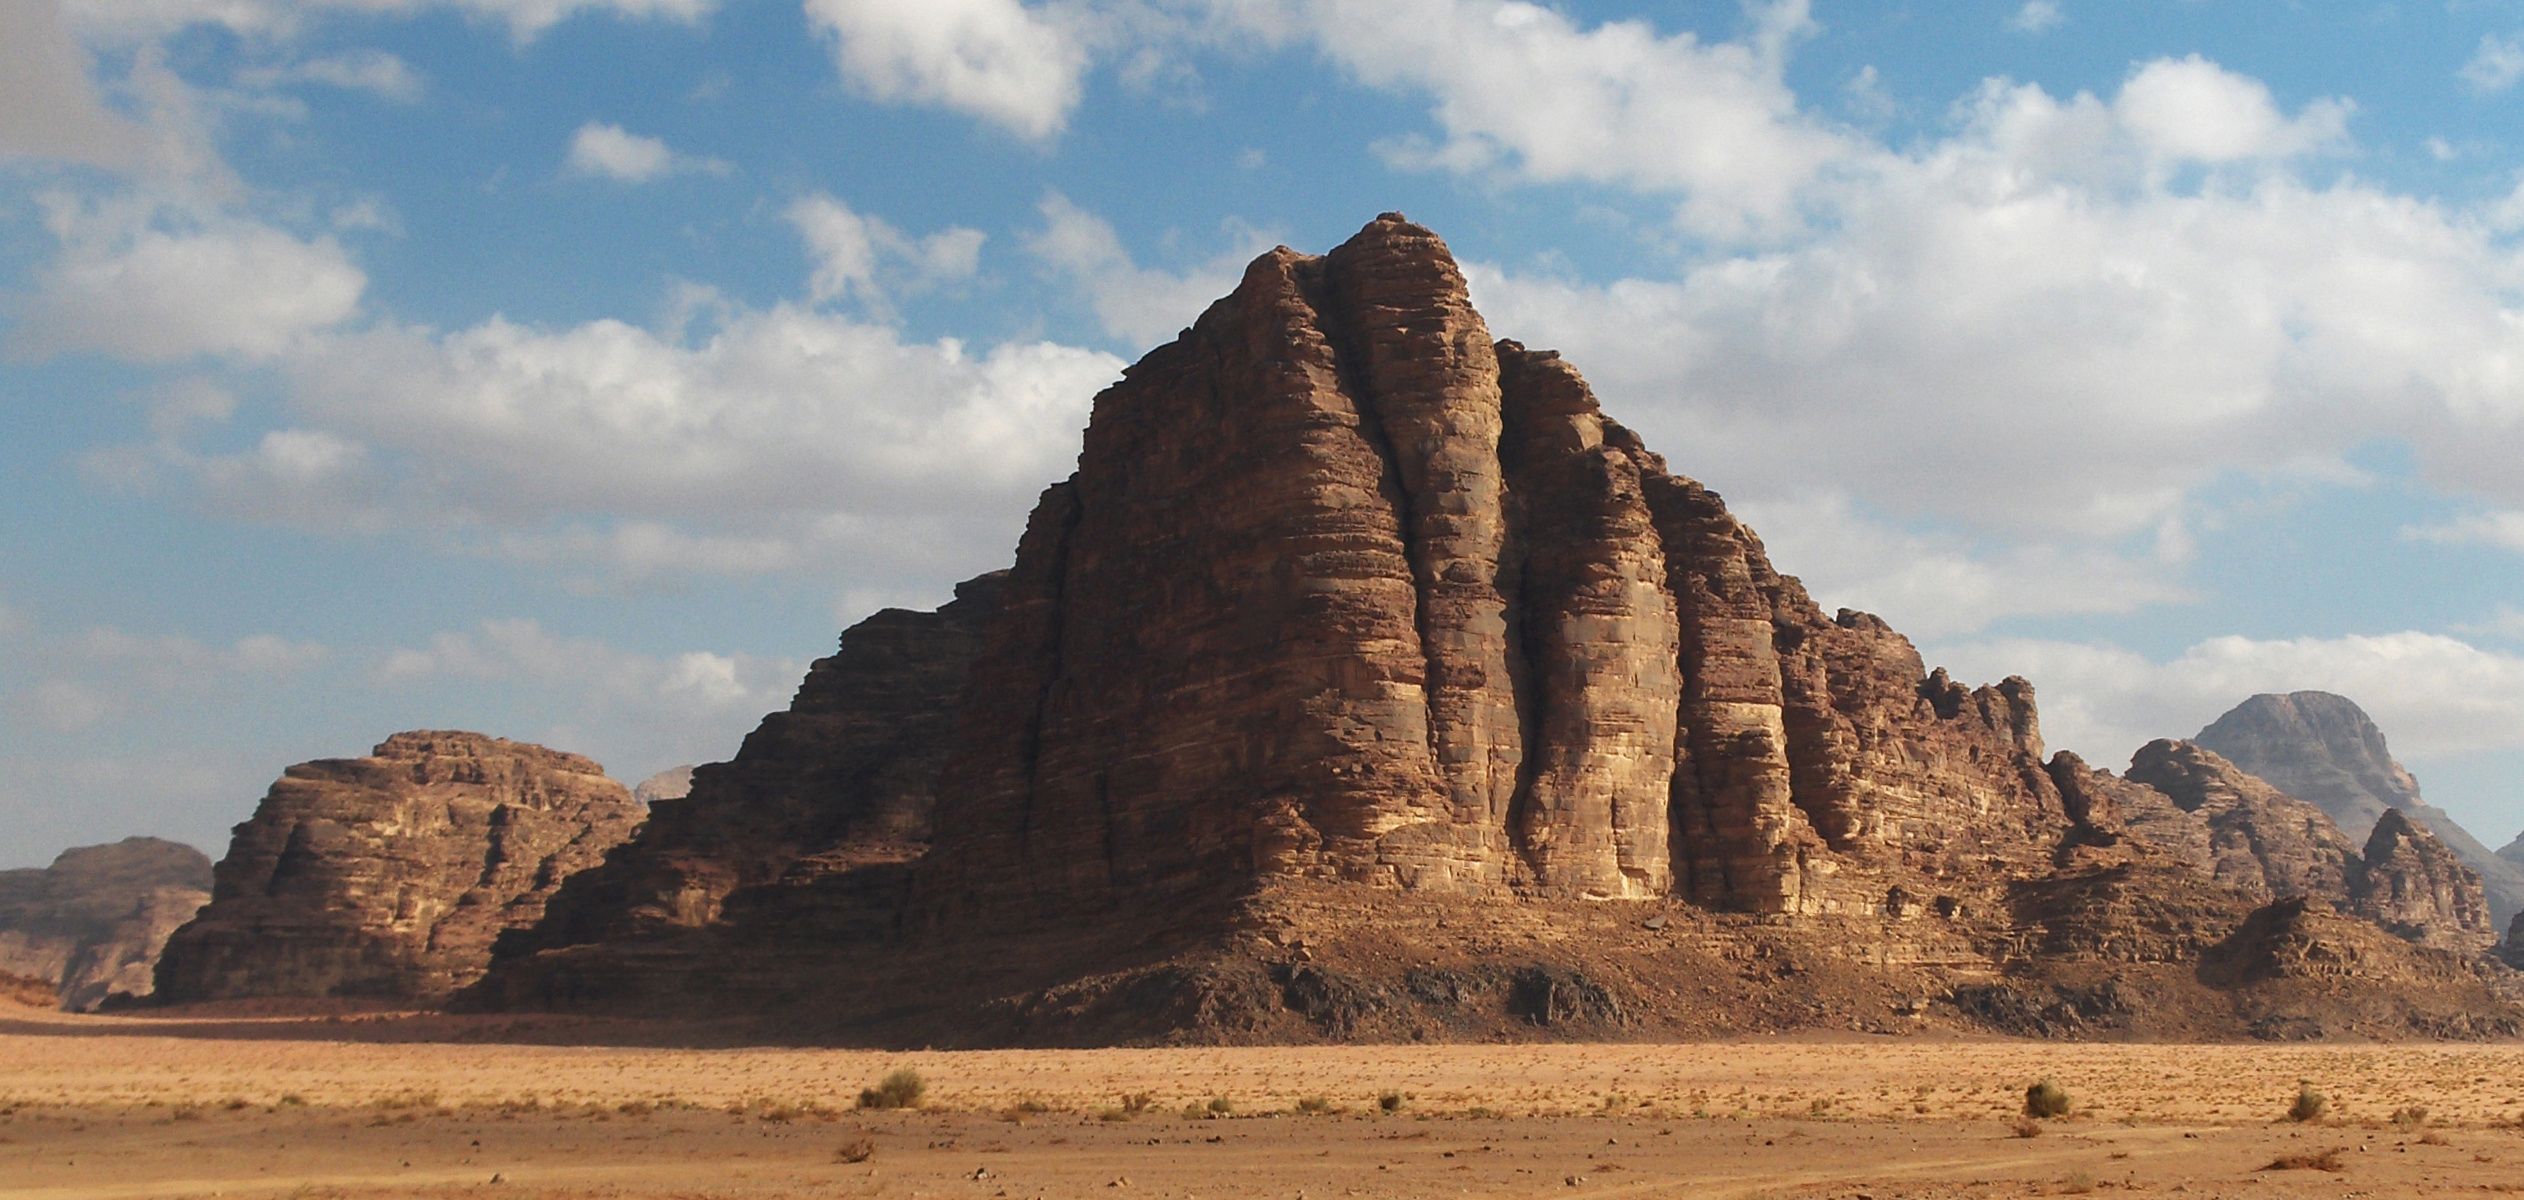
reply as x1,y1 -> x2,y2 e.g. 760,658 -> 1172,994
154,733 -> 641,1004
2124,740 -> 2361,903
913,214 -> 2067,923
0,838 -> 211,1010
2354,809 -> 2498,952
2197,691 -> 2524,927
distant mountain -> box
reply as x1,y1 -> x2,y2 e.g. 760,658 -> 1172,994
0,837 -> 212,1010
2196,691 -> 2524,928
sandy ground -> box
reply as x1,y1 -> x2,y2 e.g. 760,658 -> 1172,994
5,1008 -> 2523,1198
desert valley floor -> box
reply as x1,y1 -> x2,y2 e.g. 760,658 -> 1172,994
4,1008 -> 2523,1199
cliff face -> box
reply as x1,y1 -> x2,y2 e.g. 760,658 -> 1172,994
0,838 -> 211,1010
2123,740 -> 2361,903
2197,692 -> 2524,926
2354,809 -> 2499,952
914,215 -> 2064,925
153,733 -> 640,1004
471,576 -> 1003,1007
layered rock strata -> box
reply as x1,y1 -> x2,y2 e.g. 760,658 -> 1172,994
2354,809 -> 2499,951
154,733 -> 640,1004
912,215 -> 2068,924
2199,691 -> 2524,926
0,838 -> 212,1010
478,576 -> 1003,997
2122,740 -> 2360,902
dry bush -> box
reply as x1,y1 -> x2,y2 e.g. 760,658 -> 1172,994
1120,1092 -> 1153,1114
2392,1106 -> 2430,1131
2289,1083 -> 2328,1124
2061,1168 -> 2096,1194
2023,1079 -> 2071,1120
2262,1147 -> 2346,1172
1206,1096 -> 1234,1115
835,1138 -> 876,1164
858,1069 -> 926,1111
1296,1096 -> 1335,1115
1379,1091 -> 1409,1113
2009,1115 -> 2042,1138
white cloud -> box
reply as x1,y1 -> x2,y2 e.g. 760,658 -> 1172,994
377,618 -> 805,775
11,196 -> 366,362
238,50 -> 424,103
1934,632 -> 2524,767
564,121 -> 726,182
786,192 -> 986,310
2006,1 -> 2061,34
2405,509 -> 2524,553
1318,0 -> 1849,239
6,625 -> 327,732
0,0 -> 147,166
2460,33 -> 2524,95
1025,192 -> 1274,346
2113,55 -> 2349,167
805,0 -> 1088,140
57,0 -> 713,44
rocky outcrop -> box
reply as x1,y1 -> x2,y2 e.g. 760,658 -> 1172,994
471,577 -> 1003,1007
2353,809 -> 2498,951
2115,740 -> 2359,903
2197,692 -> 2524,926
0,838 -> 211,1010
153,733 -> 641,1004
632,767 -> 695,806
911,215 -> 2064,928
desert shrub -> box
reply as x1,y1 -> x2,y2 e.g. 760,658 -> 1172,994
2288,1083 -> 2328,1124
2262,1147 -> 2345,1172
221,1097 -> 251,1111
1206,1096 -> 1233,1115
835,1138 -> 876,1164
2009,1115 -> 2042,1138
1295,1096 -> 1334,1115
1379,1091 -> 1409,1113
2061,1168 -> 2095,1194
2391,1105 -> 2429,1131
277,1093 -> 307,1107
1180,1102 -> 1207,1120
617,1100 -> 653,1117
1095,1106 -> 1133,1122
858,1069 -> 927,1111
2023,1079 -> 2071,1120
1001,1096 -> 1052,1122
1120,1092 -> 1153,1114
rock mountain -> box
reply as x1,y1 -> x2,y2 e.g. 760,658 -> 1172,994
155,733 -> 642,1005
2197,691 -> 2524,928
468,216 -> 2524,1043
0,838 -> 210,1010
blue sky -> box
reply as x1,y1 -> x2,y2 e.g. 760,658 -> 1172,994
8,0 -> 2524,867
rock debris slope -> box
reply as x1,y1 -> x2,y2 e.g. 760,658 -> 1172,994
0,838 -> 211,1010
2198,691 -> 2524,926
477,215 -> 2521,1043
154,733 -> 641,1005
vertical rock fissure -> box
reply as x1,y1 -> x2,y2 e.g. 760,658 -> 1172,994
1013,484 -> 1083,843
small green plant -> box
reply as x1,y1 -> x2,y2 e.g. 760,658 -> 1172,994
1295,1095 -> 1334,1115
858,1068 -> 927,1111
2288,1082 -> 2328,1124
2392,1105 -> 2429,1131
2023,1079 -> 2071,1120
1379,1091 -> 1409,1113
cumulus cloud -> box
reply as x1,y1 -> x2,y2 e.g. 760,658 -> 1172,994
2006,2 -> 2061,34
1025,192 -> 1274,346
238,50 -> 425,103
6,625 -> 327,732
2460,34 -> 2524,95
2405,510 -> 2524,553
0,0 -> 147,166
377,618 -> 806,776
56,0 -> 714,43
564,121 -> 725,182
1457,56 -> 2521,582
1933,631 -> 2524,767
787,192 -> 986,310
805,0 -> 1088,140
9,197 -> 366,362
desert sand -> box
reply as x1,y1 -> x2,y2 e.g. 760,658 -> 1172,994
4,1007 -> 2521,1198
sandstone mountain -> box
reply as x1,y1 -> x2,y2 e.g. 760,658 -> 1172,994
2197,692 -> 2524,927
632,767 -> 695,807
154,733 -> 642,1005
473,216 -> 2521,1044
0,838 -> 210,1010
